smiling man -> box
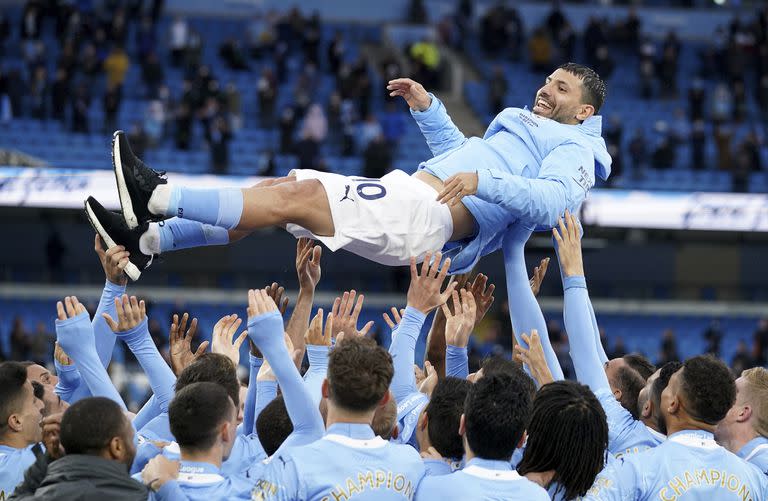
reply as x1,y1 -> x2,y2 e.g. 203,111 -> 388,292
86,63 -> 610,284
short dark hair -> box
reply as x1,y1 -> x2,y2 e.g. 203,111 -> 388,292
327,337 -> 393,413
256,395 -> 293,456
651,361 -> 682,434
176,353 -> 240,409
170,382 -> 234,452
480,356 -> 536,400
60,397 -> 127,455
613,365 -> 645,420
622,354 -> 656,381
680,355 -> 735,425
519,381 -> 608,500
425,377 -> 471,460
558,62 -> 607,113
0,362 -> 30,435
464,373 -> 531,461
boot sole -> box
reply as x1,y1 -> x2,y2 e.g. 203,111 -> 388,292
84,199 -> 141,281
111,131 -> 140,230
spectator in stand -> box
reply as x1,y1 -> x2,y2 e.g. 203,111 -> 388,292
691,119 -> 707,170
328,31 -> 345,75
28,66 -> 47,119
293,70 -> 313,119
753,318 -> 768,365
303,12 -> 321,66
109,7 -> 128,45
50,67 -> 69,123
651,122 -> 675,170
528,27 -> 552,73
732,79 -> 747,122
0,12 -> 10,56
607,337 -> 628,360
556,22 -> 576,64
658,329 -> 680,365
279,106 -> 297,154
593,45 -> 614,81
758,75 -> 768,123
301,104 -> 327,144
638,38 -> 656,99
714,124 -> 734,170
174,102 -> 193,150
5,69 -> 23,119
545,0 -> 566,41
219,38 -> 249,71
20,2 -> 41,40
28,322 -> 53,366
103,82 -> 121,134
410,37 -> 440,88
71,82 -> 90,133
604,115 -> 623,182
22,40 -> 44,76
103,45 -> 130,91
670,108 -> 691,147
583,16 -> 606,67
142,52 -> 164,99
9,317 -> 30,361
128,122 -> 150,159
489,66 -> 508,114
628,128 -> 648,175
339,98 -> 358,157
224,82 -> 242,132
208,116 -> 232,174
364,134 -> 393,180
169,16 -> 189,67
380,101 -> 405,147
136,16 -> 157,60
711,83 -> 733,125
688,79 -> 706,121
359,114 -> 383,151
409,0 -> 427,24
144,100 -> 166,147
247,12 -> 275,59
730,341 -> 754,376
703,319 -> 723,357
257,68 -> 277,128
657,46 -> 678,99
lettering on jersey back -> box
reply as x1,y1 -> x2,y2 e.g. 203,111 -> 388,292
319,469 -> 415,501
657,469 -> 753,501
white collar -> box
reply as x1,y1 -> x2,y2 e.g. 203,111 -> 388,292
744,443 -> 768,462
462,465 -> 522,481
322,434 -> 387,449
668,432 -> 719,450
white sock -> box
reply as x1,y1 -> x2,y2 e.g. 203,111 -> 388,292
139,223 -> 161,255
148,184 -> 172,216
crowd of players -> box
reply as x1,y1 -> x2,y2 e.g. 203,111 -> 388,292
0,212 -> 766,500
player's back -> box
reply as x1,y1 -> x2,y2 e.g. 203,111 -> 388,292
415,458 -> 549,501
0,444 -> 37,499
587,431 -> 768,500
254,424 -> 425,501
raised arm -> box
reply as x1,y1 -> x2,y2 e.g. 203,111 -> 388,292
443,290 -> 477,380
92,234 -> 129,367
554,212 -> 611,393
285,238 -> 323,359
102,295 -> 176,413
53,343 -> 80,402
388,78 -> 467,157
55,296 -> 126,409
502,226 -> 564,381
303,309 -> 332,408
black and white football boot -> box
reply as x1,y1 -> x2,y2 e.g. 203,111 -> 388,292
84,196 -> 154,281
111,130 -> 169,229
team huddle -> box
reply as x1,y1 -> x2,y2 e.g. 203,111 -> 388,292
1,64 -> 766,501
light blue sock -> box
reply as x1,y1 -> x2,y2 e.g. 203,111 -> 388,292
166,187 -> 244,229
158,218 -> 230,253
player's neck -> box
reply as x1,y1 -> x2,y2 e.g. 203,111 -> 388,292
666,414 -> 715,437
0,432 -> 32,449
640,415 -> 660,433
180,445 -> 223,468
524,470 -> 556,489
325,404 -> 375,429
723,425 -> 759,455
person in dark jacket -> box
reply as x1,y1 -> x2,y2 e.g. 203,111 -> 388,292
10,397 -> 147,501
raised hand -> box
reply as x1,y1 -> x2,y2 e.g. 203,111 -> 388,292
248,288 -> 279,319
553,210 -> 584,278
265,283 -> 289,316
212,314 -> 248,366
41,413 -> 65,460
529,258 -> 551,297
141,455 -> 180,492
436,172 -> 479,206
406,251 -> 455,314
466,273 -> 495,327
513,329 -> 554,386
256,356 -> 276,382
418,360 -> 438,396
169,313 -> 207,376
94,234 -> 129,286
331,290 -> 374,339
56,295 -> 88,321
382,307 -> 406,330
296,238 -> 322,290
304,309 -> 332,347
442,289 -> 477,348
54,342 -> 72,366
101,295 -> 147,333
386,77 -> 432,111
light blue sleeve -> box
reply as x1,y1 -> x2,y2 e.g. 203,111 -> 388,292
132,396 -> 161,431
562,276 -> 611,393
130,440 -> 163,475
243,353 -> 263,436
53,359 -> 81,402
388,307 -> 428,402
93,280 -> 126,368
445,345 -> 468,380
247,311 -> 324,441
410,93 -> 468,157
116,318 -> 176,413
583,456 -> 643,501
303,345 -> 329,408
153,480 -> 191,501
55,312 -> 126,410
255,380 -> 278,421
475,142 -> 594,230
423,459 -> 454,477
502,228 -> 564,381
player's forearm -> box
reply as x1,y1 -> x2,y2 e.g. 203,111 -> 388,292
243,354 -> 263,436
248,312 -> 324,437
503,236 -> 564,381
93,279 -> 126,368
117,319 -> 176,413
424,306 -> 447,378
445,345 -> 468,380
132,395 -> 161,431
56,313 -> 127,409
410,93 -> 467,157
285,288 -> 314,358
54,360 -> 81,402
255,380 -> 278,419
303,345 -> 329,408
563,277 -> 611,392
476,172 -> 574,229
388,307 -> 427,401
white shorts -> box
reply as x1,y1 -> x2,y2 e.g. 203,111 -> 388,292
285,169 -> 453,266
